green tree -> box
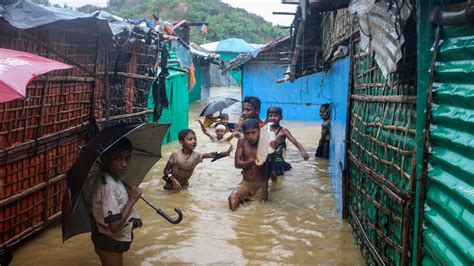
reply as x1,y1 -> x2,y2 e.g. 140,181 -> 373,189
32,0 -> 50,6
104,0 -> 285,44
77,4 -> 103,14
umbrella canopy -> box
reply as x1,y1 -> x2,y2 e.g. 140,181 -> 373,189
200,98 -> 239,117
62,122 -> 169,241
201,38 -> 254,53
0,48 -> 73,102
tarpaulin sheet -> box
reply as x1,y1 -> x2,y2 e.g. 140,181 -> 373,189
0,0 -> 134,37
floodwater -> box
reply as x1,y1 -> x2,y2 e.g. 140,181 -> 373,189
12,87 -> 363,265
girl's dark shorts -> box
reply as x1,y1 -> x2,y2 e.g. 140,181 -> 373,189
91,229 -> 132,254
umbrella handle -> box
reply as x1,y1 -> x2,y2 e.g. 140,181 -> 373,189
122,183 -> 183,225
156,207 -> 183,225
140,196 -> 183,224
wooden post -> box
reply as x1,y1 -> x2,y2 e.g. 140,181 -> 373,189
104,41 -> 110,127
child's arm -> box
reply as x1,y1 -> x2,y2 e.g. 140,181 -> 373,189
284,128 -> 309,161
107,187 -> 142,233
196,120 -> 213,138
225,133 -> 235,142
234,139 -> 255,169
163,159 -> 173,175
201,145 -> 234,160
163,155 -> 182,191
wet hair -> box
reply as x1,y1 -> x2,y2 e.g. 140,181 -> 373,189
267,106 -> 282,117
242,118 -> 260,131
219,113 -> 229,120
178,129 -> 196,140
243,96 -> 261,111
105,137 -> 132,155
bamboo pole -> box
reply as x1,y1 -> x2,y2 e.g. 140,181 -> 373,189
351,125 -> 413,156
347,151 -> 407,203
349,180 -> 403,224
351,95 -> 417,104
97,71 -> 156,81
17,29 -> 99,78
352,112 -> 416,135
104,43 -> 110,127
349,207 -> 386,265
0,174 -> 65,207
289,17 -> 305,82
414,26 -> 442,265
34,76 -> 95,82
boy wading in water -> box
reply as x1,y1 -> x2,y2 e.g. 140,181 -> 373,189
163,129 -> 233,191
229,118 -> 268,211
91,137 -> 142,266
315,104 -> 331,159
267,106 -> 309,181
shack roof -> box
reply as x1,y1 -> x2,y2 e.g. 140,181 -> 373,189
224,36 -> 291,71
0,0 -> 151,42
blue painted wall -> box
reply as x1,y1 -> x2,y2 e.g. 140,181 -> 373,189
325,57 -> 350,213
242,63 -> 332,121
242,57 -> 350,213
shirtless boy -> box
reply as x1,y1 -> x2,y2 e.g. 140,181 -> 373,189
228,118 -> 268,211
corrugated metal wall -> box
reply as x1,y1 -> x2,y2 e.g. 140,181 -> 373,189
421,23 -> 474,265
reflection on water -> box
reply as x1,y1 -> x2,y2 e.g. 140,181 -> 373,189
12,87 -> 363,265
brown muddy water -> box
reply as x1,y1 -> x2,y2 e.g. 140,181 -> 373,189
12,87 -> 363,265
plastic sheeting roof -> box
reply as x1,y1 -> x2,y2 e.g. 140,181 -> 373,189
0,0 -> 135,37
201,38 -> 254,53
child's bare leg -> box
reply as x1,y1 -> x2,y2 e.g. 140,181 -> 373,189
95,248 -> 123,266
228,182 -> 250,211
228,192 -> 241,211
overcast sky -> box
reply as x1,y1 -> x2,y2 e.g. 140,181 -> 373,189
48,0 -> 296,26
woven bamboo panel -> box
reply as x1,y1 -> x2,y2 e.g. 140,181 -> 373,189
0,20 -> 157,250
94,42 -> 157,127
0,135 -> 84,244
321,9 -> 358,61
0,24 -> 96,149
346,36 -> 417,265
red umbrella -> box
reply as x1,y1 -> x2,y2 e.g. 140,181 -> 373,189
0,48 -> 73,102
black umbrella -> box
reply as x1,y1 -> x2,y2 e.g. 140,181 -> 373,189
199,98 -> 239,117
62,122 -> 182,241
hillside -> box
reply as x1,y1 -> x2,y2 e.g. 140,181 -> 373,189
105,0 -> 285,44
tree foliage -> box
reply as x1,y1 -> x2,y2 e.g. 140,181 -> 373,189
76,4 -> 103,14
32,0 -> 50,6
103,0 -> 284,44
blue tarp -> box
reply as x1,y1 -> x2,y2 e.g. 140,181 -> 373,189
202,38 -> 254,53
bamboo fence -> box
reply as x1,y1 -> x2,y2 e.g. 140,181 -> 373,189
345,33 -> 417,265
0,20 -> 158,249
